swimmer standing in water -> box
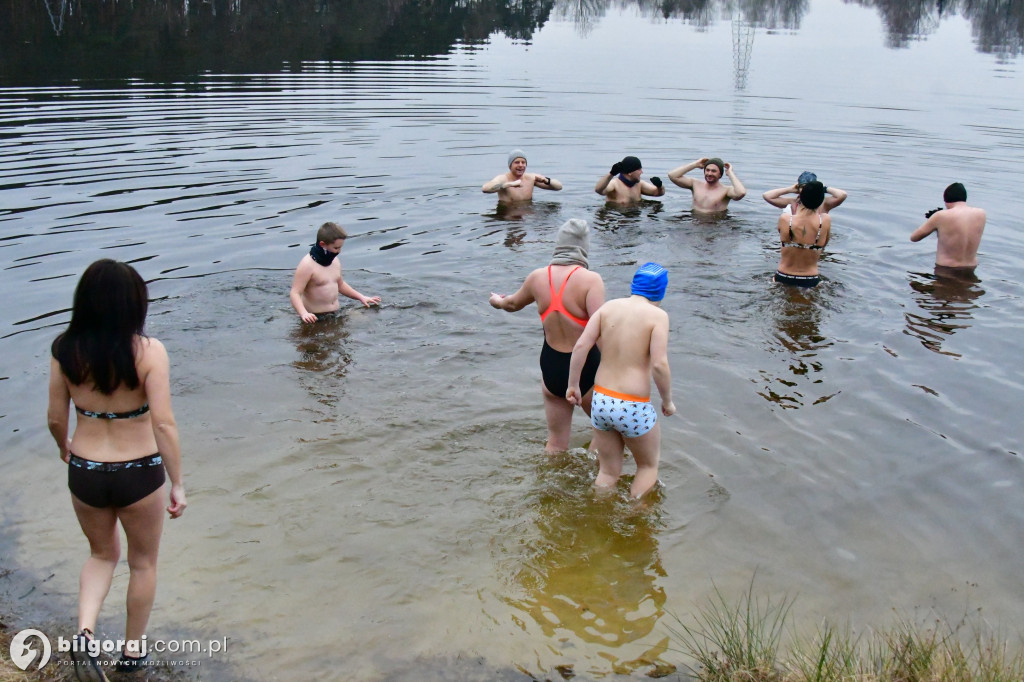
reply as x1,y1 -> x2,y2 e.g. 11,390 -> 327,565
482,149 -> 563,203
489,219 -> 604,452
594,155 -> 665,205
667,157 -> 746,214
773,181 -> 832,288
290,221 -> 380,323
566,263 -> 674,500
910,182 -> 986,278
762,171 -> 847,216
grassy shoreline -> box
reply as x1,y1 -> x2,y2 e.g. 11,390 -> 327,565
665,582 -> 1024,682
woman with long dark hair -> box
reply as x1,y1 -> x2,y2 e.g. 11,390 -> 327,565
48,259 -> 185,680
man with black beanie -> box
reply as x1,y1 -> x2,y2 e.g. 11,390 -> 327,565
594,155 -> 666,205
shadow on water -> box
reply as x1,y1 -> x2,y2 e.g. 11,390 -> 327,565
756,281 -> 840,409
903,267 -> 986,358
497,450 -> 676,678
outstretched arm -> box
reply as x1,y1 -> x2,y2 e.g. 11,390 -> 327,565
649,314 -> 675,416
823,186 -> 848,212
910,213 -> 939,242
482,174 -> 521,193
489,274 -> 536,312
534,174 -> 563,191
762,184 -> 798,208
724,163 -> 746,200
667,158 -> 706,189
566,311 -> 603,406
340,277 -> 380,307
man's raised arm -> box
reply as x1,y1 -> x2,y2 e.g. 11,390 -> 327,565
667,158 -> 706,189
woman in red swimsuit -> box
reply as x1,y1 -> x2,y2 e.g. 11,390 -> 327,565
489,219 -> 605,452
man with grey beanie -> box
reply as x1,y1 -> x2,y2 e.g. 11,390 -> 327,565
668,156 -> 747,214
489,219 -> 605,452
482,149 -> 563,203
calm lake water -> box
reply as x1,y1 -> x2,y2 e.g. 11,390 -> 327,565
2,1 -> 1023,680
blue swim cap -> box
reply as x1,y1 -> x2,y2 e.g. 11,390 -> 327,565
797,171 -> 817,186
631,262 -> 668,302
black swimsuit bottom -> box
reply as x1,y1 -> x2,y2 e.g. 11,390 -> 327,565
540,341 -> 600,398
67,453 -> 165,508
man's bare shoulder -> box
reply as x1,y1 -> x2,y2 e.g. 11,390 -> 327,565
942,205 -> 986,226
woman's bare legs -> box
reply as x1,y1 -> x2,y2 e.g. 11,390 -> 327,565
116,488 -> 165,655
71,497 -> 120,634
542,383 -> 575,453
71,487 -> 164,657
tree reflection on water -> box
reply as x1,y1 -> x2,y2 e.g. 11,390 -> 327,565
2,0 -> 1020,82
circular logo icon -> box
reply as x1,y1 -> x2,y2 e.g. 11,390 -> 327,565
9,629 -> 51,670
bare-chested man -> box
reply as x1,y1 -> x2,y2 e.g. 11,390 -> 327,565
482,149 -> 563,203
290,222 -> 380,323
566,263 -> 674,500
667,157 -> 747,214
489,219 -> 604,452
763,170 -> 847,216
594,155 -> 665,205
910,182 -> 986,275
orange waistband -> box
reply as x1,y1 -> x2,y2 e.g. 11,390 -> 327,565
594,385 -> 650,403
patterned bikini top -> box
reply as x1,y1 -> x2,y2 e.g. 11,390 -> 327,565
782,213 -> 825,250
75,403 -> 150,419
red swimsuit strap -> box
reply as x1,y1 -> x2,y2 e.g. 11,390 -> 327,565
539,266 -> 589,327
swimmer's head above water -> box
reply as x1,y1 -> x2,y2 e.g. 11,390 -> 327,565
799,181 -> 826,210
797,171 -> 817,187
508,149 -> 527,168
944,182 -> 967,203
618,156 -> 642,175
631,262 -> 668,302
704,157 -> 725,183
550,218 -> 590,268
